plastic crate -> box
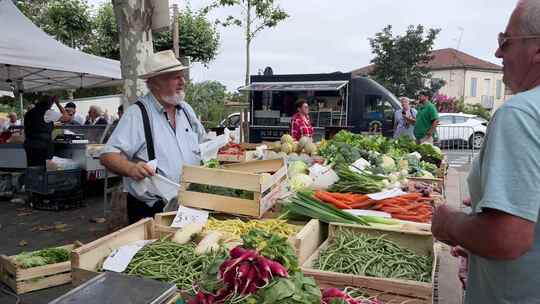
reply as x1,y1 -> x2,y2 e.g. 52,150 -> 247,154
30,190 -> 84,211
25,167 -> 82,194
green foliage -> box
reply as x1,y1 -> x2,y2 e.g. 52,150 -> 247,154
369,25 -> 441,97
456,98 -> 492,120
17,0 -> 93,49
153,7 -> 220,65
185,81 -> 232,128
241,229 -> 299,272
86,2 -> 119,59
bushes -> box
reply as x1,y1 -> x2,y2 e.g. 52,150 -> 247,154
432,94 -> 491,120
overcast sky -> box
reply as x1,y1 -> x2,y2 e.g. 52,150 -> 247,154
88,0 -> 517,91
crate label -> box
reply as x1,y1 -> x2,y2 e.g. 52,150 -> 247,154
171,205 -> 209,228
102,239 -> 156,272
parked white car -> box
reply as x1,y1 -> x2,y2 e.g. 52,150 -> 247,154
436,113 -> 488,149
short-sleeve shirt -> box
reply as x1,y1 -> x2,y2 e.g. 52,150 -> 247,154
394,108 -> 417,139
290,113 -> 314,141
102,92 -> 206,206
414,101 -> 439,139
465,85 -> 540,304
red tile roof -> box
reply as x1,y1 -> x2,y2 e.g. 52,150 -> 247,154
352,48 -> 502,76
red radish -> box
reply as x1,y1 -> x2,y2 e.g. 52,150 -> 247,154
322,288 -> 346,298
267,260 -> 289,278
218,259 -> 235,279
236,262 -> 251,280
230,246 -> 247,258
222,250 -> 257,275
255,256 -> 272,279
240,265 -> 258,295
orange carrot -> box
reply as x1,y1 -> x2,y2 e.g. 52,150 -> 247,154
314,191 -> 351,209
349,200 -> 375,209
392,214 -> 427,222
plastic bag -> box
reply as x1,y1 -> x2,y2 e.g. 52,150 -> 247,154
199,128 -> 231,162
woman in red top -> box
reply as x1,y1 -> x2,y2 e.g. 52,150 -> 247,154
290,99 -> 314,141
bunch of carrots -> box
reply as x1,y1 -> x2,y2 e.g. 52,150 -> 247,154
313,191 -> 433,223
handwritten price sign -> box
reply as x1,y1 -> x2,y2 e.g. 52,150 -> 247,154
171,205 -> 209,228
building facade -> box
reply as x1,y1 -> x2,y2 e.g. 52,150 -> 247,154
352,48 -> 507,109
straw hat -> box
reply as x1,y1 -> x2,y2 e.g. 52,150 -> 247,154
139,50 -> 189,79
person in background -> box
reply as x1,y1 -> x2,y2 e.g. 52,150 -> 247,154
64,102 -> 85,125
413,91 -> 439,144
393,97 -> 416,139
0,112 -> 21,131
85,105 -> 108,125
431,1 -> 540,302
100,50 -> 206,223
24,96 -> 69,167
290,99 -> 314,141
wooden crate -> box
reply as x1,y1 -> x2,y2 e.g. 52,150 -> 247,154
153,212 -> 326,265
179,159 -> 287,218
0,244 -> 75,294
302,223 -> 436,302
71,218 -> 154,286
218,150 -> 259,163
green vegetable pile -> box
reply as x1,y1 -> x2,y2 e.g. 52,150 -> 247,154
241,229 -> 299,273
188,183 -> 254,200
125,240 -> 227,291
14,247 -> 70,269
250,272 -> 321,304
314,229 -> 433,283
319,131 -> 443,167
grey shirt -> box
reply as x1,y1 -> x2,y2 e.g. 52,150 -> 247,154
102,92 -> 206,206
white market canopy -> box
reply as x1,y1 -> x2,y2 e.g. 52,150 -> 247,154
0,0 -> 122,93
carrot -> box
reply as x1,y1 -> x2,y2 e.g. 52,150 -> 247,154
326,192 -> 355,203
314,191 -> 351,209
399,193 -> 422,200
349,200 -> 376,209
350,195 -> 370,204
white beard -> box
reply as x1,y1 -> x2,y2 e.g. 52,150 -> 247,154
162,91 -> 185,105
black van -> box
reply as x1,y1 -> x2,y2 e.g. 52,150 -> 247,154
240,72 -> 402,142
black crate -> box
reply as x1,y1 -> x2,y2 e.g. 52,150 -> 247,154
25,167 -> 82,194
30,190 -> 84,211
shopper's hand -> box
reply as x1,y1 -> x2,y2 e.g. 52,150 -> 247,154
431,204 -> 458,246
128,162 -> 155,181
463,197 -> 471,207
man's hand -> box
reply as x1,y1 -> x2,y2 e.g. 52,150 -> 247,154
128,162 -> 155,181
451,246 -> 469,258
431,204 -> 459,246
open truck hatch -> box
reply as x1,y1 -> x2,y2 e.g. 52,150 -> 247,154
239,81 -> 348,92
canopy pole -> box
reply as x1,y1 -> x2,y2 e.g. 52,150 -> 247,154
15,79 -> 24,120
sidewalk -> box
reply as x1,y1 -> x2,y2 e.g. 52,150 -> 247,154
436,167 -> 467,304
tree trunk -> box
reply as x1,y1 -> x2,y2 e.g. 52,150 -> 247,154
112,0 -> 154,107
244,0 -> 251,86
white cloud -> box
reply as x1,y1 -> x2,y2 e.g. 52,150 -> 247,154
87,0 -> 517,90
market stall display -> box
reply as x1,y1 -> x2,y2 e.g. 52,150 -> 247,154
0,244 -> 77,294
302,223 -> 436,302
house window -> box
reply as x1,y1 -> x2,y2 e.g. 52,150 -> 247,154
496,80 -> 503,99
470,78 -> 478,97
484,79 -> 491,96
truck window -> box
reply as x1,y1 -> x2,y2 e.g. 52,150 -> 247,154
365,94 -> 384,121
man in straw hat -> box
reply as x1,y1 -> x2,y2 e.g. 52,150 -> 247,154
101,50 -> 206,223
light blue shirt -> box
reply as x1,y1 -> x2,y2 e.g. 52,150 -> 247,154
102,92 -> 206,206
466,85 -> 540,303
393,108 -> 416,139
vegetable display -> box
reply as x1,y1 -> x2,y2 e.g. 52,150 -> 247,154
314,229 -> 433,283
322,288 -> 382,304
204,218 -> 299,239
284,192 -> 370,226
125,240 -> 225,291
13,247 -> 70,269
241,229 -> 300,273
313,191 -> 434,223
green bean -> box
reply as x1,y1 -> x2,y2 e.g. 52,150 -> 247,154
314,228 -> 433,282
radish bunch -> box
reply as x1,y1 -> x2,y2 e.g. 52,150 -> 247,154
322,288 -> 382,304
188,246 -> 289,304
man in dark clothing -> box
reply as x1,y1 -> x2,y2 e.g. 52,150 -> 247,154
23,96 -> 66,166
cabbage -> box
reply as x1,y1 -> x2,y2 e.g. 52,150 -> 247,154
381,155 -> 396,173
289,174 -> 313,192
288,161 -> 308,177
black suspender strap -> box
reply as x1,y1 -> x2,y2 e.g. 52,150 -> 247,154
135,101 -> 156,161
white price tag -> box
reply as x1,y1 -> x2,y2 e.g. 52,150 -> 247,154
367,188 -> 407,201
171,205 -> 209,228
102,239 -> 156,273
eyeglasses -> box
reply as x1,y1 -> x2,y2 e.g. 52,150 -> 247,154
498,32 -> 540,50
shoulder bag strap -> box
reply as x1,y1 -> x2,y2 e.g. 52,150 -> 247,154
135,101 -> 156,161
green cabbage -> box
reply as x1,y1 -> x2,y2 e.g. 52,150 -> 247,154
289,174 -> 313,192
288,161 -> 308,177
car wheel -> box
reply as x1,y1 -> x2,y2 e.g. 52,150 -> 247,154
469,132 -> 485,150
